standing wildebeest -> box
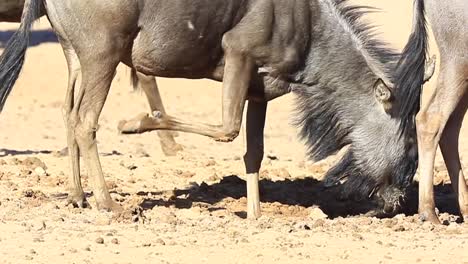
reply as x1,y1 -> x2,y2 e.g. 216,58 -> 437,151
395,0 -> 467,223
0,0 -> 434,218
0,0 -> 183,156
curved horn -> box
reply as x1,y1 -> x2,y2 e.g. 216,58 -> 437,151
423,55 -> 436,83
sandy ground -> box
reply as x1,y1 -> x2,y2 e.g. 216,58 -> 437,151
0,1 -> 467,264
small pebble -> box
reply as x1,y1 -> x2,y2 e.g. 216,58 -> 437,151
34,167 -> 47,177
95,237 -> 104,244
155,239 -> 166,246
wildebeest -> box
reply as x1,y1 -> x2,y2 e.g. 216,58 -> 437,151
395,0 -> 467,223
0,0 -> 183,156
0,0 -> 25,22
0,0 -> 434,218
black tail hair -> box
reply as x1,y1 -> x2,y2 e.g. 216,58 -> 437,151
0,0 -> 42,112
130,68 -> 139,91
394,0 -> 428,132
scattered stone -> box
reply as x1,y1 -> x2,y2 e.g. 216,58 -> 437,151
34,167 -> 47,177
309,207 -> 328,220
203,159 -> 217,167
266,154 -> 278,160
312,219 -> 326,228
393,225 -> 406,232
111,238 -> 119,245
135,148 -> 150,158
22,157 -> 47,170
22,189 -> 46,200
95,216 -> 111,226
8,158 -> 20,165
32,237 -> 44,243
352,233 -> 364,240
52,148 -> 68,157
155,239 -> 166,246
175,170 -> 196,178
84,246 -> 91,251
95,237 -> 104,244
34,221 -> 46,231
127,164 -> 138,170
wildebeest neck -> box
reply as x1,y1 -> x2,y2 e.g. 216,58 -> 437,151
292,0 -> 399,159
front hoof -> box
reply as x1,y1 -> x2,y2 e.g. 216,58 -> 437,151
96,200 -> 123,213
66,192 -> 89,209
419,210 -> 441,224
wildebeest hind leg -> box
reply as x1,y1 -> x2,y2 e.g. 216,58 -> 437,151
244,101 -> 267,219
61,45 -> 87,208
439,88 -> 468,221
118,50 -> 254,142
118,72 -> 183,156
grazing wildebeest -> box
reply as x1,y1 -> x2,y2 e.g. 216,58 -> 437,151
0,0 -> 182,156
395,0 -> 467,223
0,0 -> 434,218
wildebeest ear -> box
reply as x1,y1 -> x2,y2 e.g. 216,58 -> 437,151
374,79 -> 393,114
373,79 -> 392,103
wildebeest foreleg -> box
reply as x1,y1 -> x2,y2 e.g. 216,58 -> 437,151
73,59 -> 122,212
118,73 -> 183,156
416,64 -> 467,224
244,100 -> 267,219
118,51 -> 254,142
61,45 -> 88,207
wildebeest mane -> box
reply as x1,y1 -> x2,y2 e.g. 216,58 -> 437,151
294,0 -> 399,162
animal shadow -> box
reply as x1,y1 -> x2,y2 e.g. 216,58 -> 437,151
137,175 -> 461,219
0,30 -> 58,48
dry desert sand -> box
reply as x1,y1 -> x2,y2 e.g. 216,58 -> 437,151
0,1 -> 467,263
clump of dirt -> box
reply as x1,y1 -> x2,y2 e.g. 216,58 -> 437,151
22,189 -> 47,200
21,157 -> 47,170
112,195 -> 145,223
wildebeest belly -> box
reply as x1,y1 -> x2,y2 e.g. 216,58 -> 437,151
131,0 -> 245,80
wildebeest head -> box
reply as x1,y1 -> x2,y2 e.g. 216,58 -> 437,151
292,0 -> 434,213
335,78 -> 419,213
295,76 -> 420,214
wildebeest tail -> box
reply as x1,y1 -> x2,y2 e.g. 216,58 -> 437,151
394,0 -> 427,131
0,0 -> 42,112
130,68 -> 139,91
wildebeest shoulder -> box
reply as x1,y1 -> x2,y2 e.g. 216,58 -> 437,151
224,0 -> 312,77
